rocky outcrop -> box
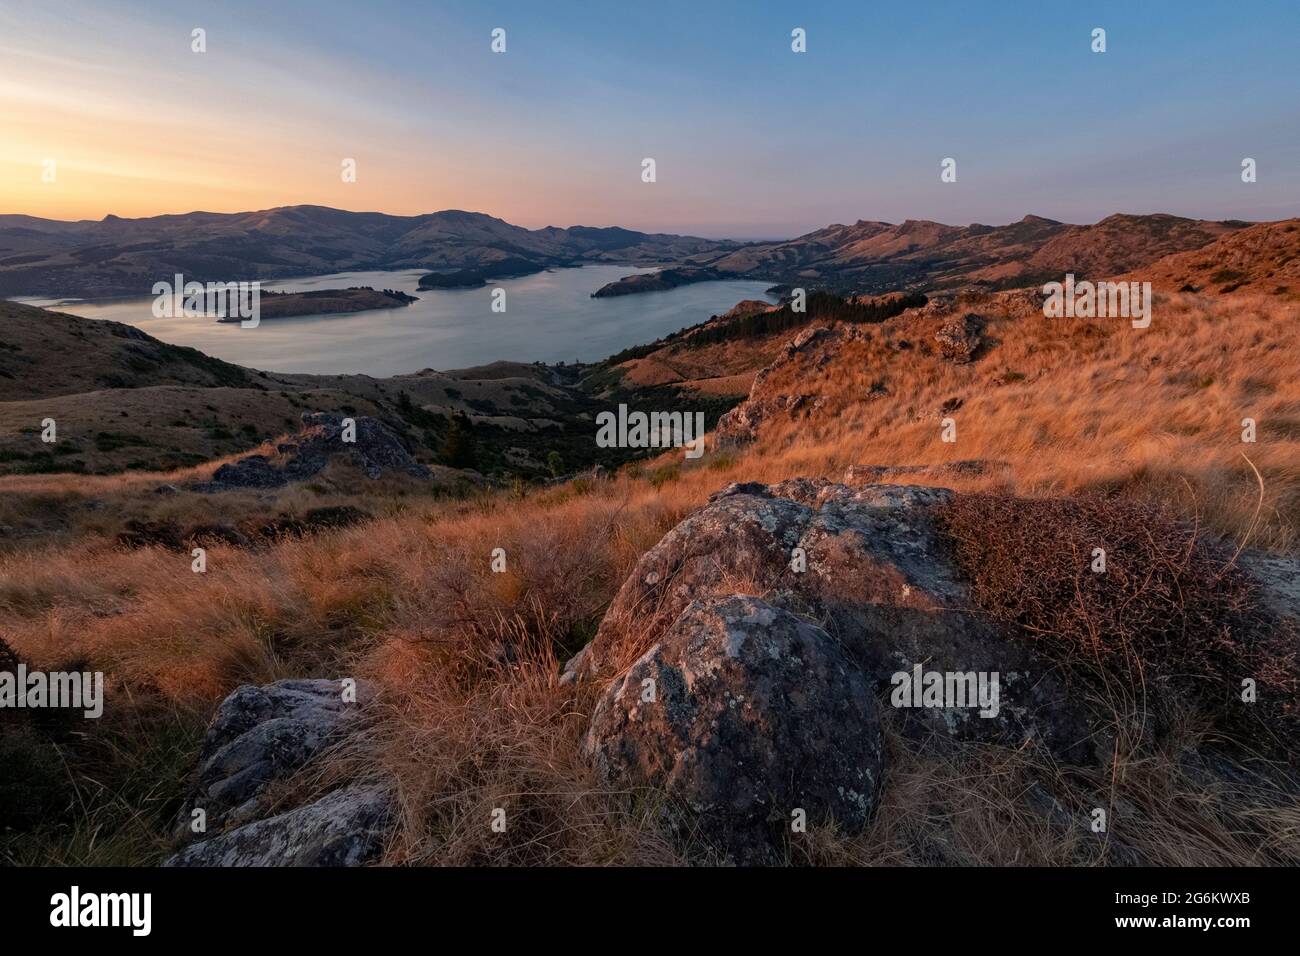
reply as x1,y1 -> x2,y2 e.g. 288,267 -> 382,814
570,479 -> 1106,861
585,595 -> 883,864
573,480 -> 1094,758
193,412 -> 430,491
167,678 -> 393,867
935,313 -> 984,364
714,326 -> 851,445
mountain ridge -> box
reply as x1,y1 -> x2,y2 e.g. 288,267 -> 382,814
0,205 -> 1265,300
0,205 -> 745,298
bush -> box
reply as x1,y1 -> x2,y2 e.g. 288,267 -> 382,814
0,638 -> 73,833
438,412 -> 478,469
937,493 -> 1298,745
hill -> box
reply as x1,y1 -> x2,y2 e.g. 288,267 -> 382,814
3,221 -> 1300,870
1121,218 -> 1300,296
691,213 -> 1248,295
0,299 -> 734,483
0,206 -> 742,298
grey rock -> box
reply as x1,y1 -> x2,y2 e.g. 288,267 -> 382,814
174,678 -> 364,839
584,595 -> 882,864
577,481 -> 1094,760
935,313 -> 984,364
164,784 -> 392,867
1240,551 -> 1300,622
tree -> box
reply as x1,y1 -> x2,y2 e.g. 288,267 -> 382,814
438,412 -> 478,469
546,450 -> 564,478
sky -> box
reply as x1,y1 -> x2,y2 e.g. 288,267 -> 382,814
1,0 -> 1298,238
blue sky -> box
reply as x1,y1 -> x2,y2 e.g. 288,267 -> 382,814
2,0 -> 1298,236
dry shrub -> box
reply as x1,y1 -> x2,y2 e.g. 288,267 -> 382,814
798,710 -> 1300,867
937,493 -> 1299,749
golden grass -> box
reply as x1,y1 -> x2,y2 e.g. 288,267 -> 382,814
745,291 -> 1300,549
2,290 -> 1297,865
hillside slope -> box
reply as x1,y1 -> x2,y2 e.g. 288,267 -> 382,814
1121,218 -> 1300,295
3,283 -> 1298,868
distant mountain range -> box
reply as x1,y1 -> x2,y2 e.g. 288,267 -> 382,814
0,205 -> 1263,300
592,213 -> 1253,297
0,206 -> 743,298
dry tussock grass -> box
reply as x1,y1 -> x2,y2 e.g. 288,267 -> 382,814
3,290 -> 1298,864
751,292 -> 1300,549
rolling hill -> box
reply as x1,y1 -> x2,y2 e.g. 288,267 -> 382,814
701,213 -> 1249,294
0,206 -> 743,298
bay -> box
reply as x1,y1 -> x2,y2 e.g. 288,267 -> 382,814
19,265 -> 774,377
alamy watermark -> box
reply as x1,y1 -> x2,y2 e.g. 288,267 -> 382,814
1,663 -> 104,718
890,665 -> 1000,718
1043,273 -> 1151,329
50,886 -> 150,936
595,403 -> 705,459
151,273 -> 261,328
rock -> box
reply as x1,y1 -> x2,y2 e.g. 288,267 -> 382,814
843,460 -> 1010,484
559,643 -> 590,685
164,784 -> 392,867
935,313 -> 984,364
1239,551 -> 1300,622
714,326 -> 860,446
574,480 -> 1094,760
174,679 -> 365,839
584,595 -> 883,864
193,412 -> 429,491
167,678 -> 395,867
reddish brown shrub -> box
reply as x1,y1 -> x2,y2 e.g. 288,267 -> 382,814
937,493 -> 1298,747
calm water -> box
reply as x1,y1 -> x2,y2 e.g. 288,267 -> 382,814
20,266 -> 775,377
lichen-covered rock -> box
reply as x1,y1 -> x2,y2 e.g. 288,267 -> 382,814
168,678 -> 395,867
935,313 -> 984,364
174,679 -> 364,839
584,595 -> 882,864
572,481 -> 1094,760
164,784 -> 392,867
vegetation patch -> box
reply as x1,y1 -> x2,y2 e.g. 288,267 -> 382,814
937,493 -> 1298,749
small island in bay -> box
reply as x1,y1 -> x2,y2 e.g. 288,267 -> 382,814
219,286 -> 418,321
590,265 -> 723,297
418,256 -> 568,290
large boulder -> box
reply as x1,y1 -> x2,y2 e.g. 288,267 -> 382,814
585,595 -> 883,864
174,678 -> 360,836
572,480 -> 1094,760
